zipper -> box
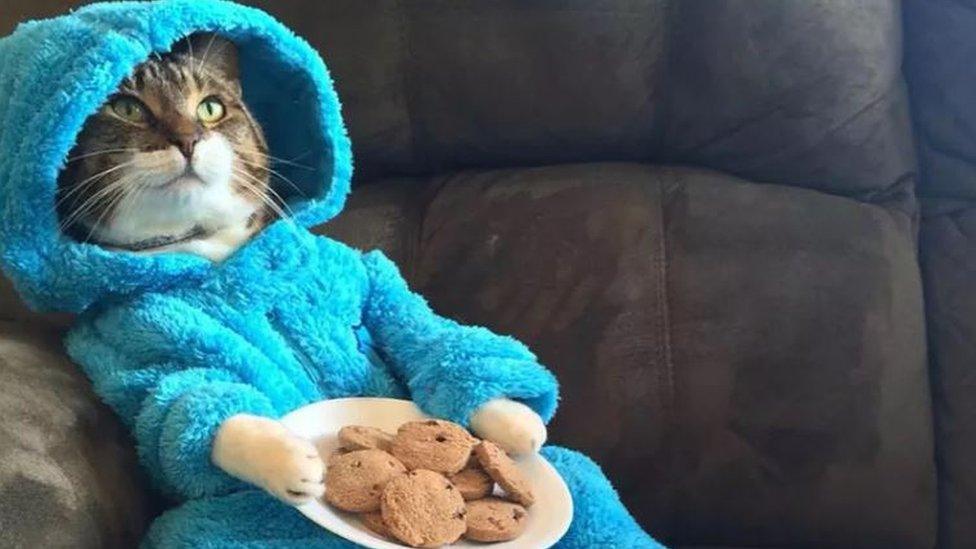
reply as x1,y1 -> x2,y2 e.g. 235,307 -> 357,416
267,312 -> 323,391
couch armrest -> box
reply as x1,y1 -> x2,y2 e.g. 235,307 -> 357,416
0,321 -> 154,548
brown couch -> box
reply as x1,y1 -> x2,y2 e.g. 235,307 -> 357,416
0,1 -> 966,547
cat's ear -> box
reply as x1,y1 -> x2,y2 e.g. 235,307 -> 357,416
173,33 -> 240,82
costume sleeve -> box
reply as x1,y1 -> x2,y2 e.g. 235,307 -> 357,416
360,250 -> 559,425
65,296 -> 286,500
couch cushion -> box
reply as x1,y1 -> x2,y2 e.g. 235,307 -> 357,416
0,275 -> 18,321
919,203 -> 976,549
312,177 -> 426,268
0,274 -> 74,328
0,321 -> 155,548
322,163 -> 935,547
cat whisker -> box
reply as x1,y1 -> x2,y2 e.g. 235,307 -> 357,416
239,183 -> 289,223
250,178 -> 295,220
236,147 -> 315,170
232,172 -> 291,220
231,170 -> 292,223
184,34 -> 196,72
84,170 -> 156,233
60,177 -> 130,233
196,33 -> 219,77
112,177 -> 150,230
55,161 -> 137,211
237,159 -> 308,199
65,148 -> 139,163
83,185 -> 129,243
61,180 -> 128,230
57,180 -> 124,222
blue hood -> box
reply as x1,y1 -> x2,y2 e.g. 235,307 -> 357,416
0,0 -> 352,313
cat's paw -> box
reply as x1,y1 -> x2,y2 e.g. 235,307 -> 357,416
256,433 -> 325,504
212,414 -> 325,505
469,398 -> 547,456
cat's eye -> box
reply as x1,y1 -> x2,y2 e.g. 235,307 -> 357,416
109,96 -> 147,124
197,97 -> 226,123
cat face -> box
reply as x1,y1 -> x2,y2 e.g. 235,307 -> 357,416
58,33 -> 275,249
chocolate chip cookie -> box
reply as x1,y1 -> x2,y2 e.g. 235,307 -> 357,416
339,425 -> 395,453
325,449 -> 406,512
380,469 -> 467,547
474,440 -> 535,507
360,511 -> 393,540
464,497 -> 529,542
448,466 -> 494,501
391,420 -> 477,475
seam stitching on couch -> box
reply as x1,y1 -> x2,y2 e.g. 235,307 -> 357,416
655,172 -> 675,424
658,1 -> 678,432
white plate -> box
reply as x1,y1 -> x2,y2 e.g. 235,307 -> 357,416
281,397 -> 573,548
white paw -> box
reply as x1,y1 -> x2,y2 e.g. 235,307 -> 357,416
469,399 -> 547,456
213,414 -> 325,505
256,433 -> 325,504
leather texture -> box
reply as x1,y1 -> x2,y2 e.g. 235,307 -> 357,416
0,0 -> 952,547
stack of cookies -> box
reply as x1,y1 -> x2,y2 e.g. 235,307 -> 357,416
323,419 -> 535,547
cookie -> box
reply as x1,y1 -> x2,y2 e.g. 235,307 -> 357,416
448,466 -> 494,501
327,448 -> 351,465
464,497 -> 529,542
360,511 -> 393,540
474,441 -> 535,507
391,419 -> 477,475
325,449 -> 406,512
338,425 -> 394,453
380,469 -> 466,547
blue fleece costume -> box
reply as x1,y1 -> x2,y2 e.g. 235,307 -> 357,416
0,1 -> 662,547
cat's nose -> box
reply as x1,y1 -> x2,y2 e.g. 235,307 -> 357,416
171,133 -> 202,159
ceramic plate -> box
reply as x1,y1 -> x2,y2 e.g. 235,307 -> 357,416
281,397 -> 573,548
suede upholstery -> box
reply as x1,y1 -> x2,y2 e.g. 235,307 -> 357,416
0,321 -> 154,548
0,0 -> 959,547
905,1 -> 976,547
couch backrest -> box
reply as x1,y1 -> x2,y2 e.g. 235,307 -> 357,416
905,0 -> 976,201
244,0 -> 914,198
0,0 -> 915,197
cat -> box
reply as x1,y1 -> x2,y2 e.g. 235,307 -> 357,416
58,33 -> 275,262
59,33 -> 546,504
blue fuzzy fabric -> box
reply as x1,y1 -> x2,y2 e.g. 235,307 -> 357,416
0,1 -> 662,547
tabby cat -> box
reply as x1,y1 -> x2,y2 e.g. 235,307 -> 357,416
55,33 -> 547,505
58,33 -> 280,261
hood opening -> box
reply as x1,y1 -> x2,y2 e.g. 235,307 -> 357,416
234,31 -> 337,222
0,0 -> 352,313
